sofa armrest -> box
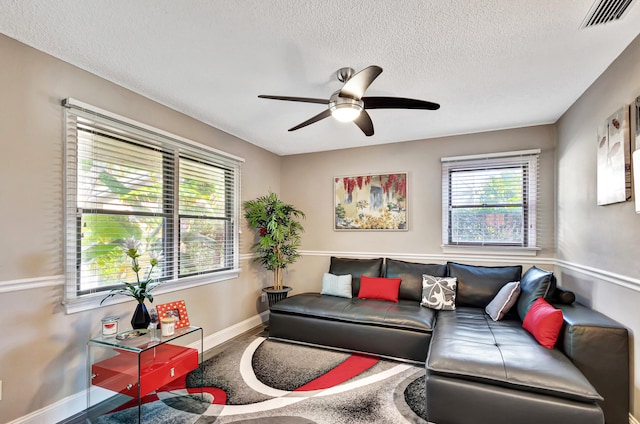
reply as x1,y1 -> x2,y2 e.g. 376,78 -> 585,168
556,303 -> 629,424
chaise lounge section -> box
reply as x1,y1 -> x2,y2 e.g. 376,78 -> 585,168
427,306 -> 607,424
269,257 -> 441,362
268,257 -> 629,424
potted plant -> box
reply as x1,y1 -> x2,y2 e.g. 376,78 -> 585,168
243,192 -> 305,306
101,238 -> 163,329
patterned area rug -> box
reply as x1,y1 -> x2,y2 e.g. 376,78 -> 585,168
92,329 -> 427,423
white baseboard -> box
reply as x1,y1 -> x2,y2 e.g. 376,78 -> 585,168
202,311 -> 269,353
6,389 -> 86,424
7,311 -> 269,424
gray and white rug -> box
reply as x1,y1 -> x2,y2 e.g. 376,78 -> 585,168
92,329 -> 427,423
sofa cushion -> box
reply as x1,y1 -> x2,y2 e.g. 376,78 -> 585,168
357,276 -> 402,302
448,262 -> 522,308
329,257 -> 383,297
320,273 -> 352,298
269,292 -> 436,333
516,266 -> 555,320
421,275 -> 457,310
523,298 -> 563,349
427,307 -> 602,403
385,258 -> 448,302
485,281 -> 520,321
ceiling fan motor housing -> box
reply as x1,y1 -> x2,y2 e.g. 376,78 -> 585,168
329,91 -> 364,121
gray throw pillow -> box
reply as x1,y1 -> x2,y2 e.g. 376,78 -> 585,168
421,275 -> 457,310
485,281 -> 521,321
320,273 -> 352,298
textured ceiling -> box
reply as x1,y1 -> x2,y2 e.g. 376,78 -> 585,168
1,0 -> 639,155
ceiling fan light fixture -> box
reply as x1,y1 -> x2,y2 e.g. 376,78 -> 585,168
331,103 -> 363,122
329,95 -> 364,122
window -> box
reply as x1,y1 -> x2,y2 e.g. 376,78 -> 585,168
63,99 -> 242,311
441,150 -> 539,248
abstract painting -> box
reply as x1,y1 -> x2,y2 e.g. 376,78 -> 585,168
597,105 -> 631,205
334,173 -> 408,230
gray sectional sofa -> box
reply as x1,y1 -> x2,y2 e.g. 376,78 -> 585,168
268,257 -> 629,424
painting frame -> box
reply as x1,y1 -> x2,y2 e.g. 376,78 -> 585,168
634,95 -> 640,213
597,105 -> 631,206
636,96 -> 640,150
334,172 -> 408,231
156,300 -> 190,329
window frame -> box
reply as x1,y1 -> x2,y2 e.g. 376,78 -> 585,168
62,98 -> 243,313
441,150 -> 539,251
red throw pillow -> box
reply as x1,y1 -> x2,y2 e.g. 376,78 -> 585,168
357,276 -> 402,302
522,298 -> 564,349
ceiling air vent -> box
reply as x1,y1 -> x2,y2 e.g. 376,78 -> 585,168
581,0 -> 636,28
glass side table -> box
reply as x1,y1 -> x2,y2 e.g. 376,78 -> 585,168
86,325 -> 203,423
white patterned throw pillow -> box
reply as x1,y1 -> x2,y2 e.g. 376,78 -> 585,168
421,275 -> 457,310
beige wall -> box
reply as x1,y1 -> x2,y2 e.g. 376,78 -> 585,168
0,34 -> 280,423
556,33 -> 640,418
281,125 -> 557,295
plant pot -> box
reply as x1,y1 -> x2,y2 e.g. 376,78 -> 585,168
131,302 -> 151,329
262,286 -> 292,308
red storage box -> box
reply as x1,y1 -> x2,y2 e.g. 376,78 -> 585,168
91,344 -> 198,398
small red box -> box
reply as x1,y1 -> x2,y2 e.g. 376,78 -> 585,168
91,344 -> 198,398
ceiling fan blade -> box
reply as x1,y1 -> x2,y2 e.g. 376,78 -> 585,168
363,96 -> 440,110
340,66 -> 383,100
353,111 -> 374,136
288,109 -> 332,132
258,95 -> 329,104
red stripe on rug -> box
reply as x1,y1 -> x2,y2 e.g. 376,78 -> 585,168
294,354 -> 379,392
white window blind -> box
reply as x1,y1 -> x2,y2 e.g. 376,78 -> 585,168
441,150 -> 539,248
63,99 -> 243,305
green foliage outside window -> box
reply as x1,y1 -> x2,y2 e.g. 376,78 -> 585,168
450,169 -> 525,245
79,145 -> 229,292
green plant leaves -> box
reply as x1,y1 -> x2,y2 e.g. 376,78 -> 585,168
100,239 -> 164,305
243,192 -> 305,279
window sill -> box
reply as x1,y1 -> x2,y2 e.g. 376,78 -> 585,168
63,269 -> 239,314
441,245 -> 541,257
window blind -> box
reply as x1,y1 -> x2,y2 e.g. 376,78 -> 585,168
441,150 -> 539,247
63,99 -> 243,304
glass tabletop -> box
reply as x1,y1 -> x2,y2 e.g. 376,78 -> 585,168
87,325 -> 201,353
